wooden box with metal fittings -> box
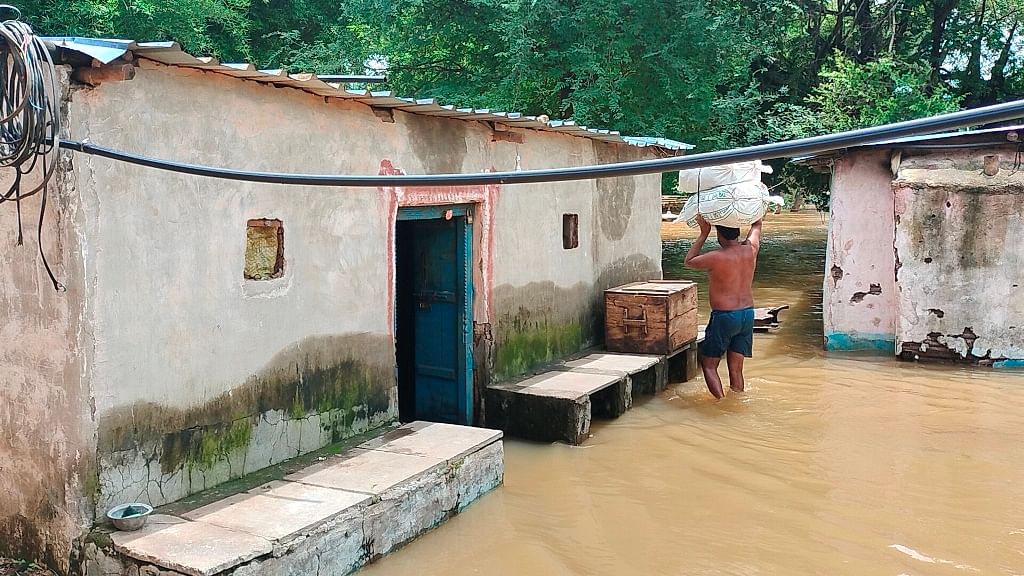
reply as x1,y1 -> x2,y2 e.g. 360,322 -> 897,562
604,280 -> 698,355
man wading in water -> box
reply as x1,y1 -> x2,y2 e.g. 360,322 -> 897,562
684,215 -> 762,399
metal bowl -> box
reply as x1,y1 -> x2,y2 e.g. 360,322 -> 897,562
106,503 -> 153,531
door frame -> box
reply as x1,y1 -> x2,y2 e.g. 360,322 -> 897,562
396,204 -> 474,424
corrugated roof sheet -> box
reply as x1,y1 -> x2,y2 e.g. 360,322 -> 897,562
792,124 -> 1024,164
869,124 -> 1023,145
46,37 -> 692,152
622,136 -> 695,150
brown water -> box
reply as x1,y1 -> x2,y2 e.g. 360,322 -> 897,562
362,212 -> 1024,576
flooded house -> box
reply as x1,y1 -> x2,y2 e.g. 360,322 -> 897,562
0,38 -> 687,572
797,126 -> 1024,365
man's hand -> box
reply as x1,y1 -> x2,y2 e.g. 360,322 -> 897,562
696,214 -> 712,237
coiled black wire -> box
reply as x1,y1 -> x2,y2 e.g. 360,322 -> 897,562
0,5 -> 62,289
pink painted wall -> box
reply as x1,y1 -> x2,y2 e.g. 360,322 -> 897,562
823,149 -> 898,351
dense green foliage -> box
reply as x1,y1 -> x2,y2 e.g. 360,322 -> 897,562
21,0 -> 1024,205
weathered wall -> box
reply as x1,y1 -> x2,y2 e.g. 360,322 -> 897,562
823,149 -> 898,351
894,146 -> 1024,365
0,68 -> 94,572
490,140 -> 662,381
68,61 -> 662,512
367,97 -> 662,385
71,63 -> 401,514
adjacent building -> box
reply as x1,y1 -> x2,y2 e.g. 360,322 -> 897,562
798,126 -> 1024,365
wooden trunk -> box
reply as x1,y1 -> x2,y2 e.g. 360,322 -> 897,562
605,280 -> 698,355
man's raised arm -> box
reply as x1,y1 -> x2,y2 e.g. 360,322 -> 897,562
685,215 -> 717,269
746,219 -> 763,252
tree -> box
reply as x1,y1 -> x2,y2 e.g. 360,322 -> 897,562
20,0 -> 252,60
809,52 -> 963,133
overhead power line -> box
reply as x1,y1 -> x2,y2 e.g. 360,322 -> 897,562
60,99 -> 1024,187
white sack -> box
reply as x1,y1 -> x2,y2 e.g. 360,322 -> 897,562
677,160 -> 774,194
673,180 -> 785,229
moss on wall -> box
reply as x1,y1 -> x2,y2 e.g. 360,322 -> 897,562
97,333 -> 397,504
495,322 -> 584,380
160,417 -> 254,474
490,255 -> 660,383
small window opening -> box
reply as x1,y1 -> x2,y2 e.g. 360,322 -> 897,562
562,213 -> 579,250
244,219 -> 284,280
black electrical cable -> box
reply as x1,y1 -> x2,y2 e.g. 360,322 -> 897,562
0,5 -> 62,289
58,99 -> 1024,188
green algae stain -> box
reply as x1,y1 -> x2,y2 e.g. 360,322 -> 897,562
81,465 -> 100,504
157,361 -> 394,475
90,334 -> 404,516
223,418 -> 252,454
495,322 -> 584,381
197,432 -> 221,469
290,388 -> 306,420
161,416 -> 253,474
304,360 -> 389,416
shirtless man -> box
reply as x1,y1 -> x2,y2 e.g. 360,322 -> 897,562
683,215 -> 762,399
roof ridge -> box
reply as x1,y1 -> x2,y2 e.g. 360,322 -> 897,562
45,36 -> 692,152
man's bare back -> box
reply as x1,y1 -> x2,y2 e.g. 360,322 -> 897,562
683,215 -> 763,398
704,241 -> 756,310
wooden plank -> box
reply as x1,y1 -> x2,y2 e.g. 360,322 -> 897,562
667,309 -> 698,350
752,305 -> 789,332
667,284 -> 698,318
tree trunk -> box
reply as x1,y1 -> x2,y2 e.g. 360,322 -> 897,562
986,21 -> 1019,104
962,0 -> 988,106
928,0 -> 959,85
791,189 -> 805,212
854,0 -> 877,62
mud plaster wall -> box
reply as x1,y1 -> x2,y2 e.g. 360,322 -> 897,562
491,140 -> 661,381
894,146 -> 1024,363
70,63 -> 406,515
366,87 -> 662,384
823,149 -> 898,351
0,68 -> 94,572
67,61 -> 663,512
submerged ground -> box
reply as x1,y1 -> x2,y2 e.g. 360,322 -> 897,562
362,212 -> 1024,575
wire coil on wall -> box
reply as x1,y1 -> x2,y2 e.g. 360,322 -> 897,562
0,4 -> 63,289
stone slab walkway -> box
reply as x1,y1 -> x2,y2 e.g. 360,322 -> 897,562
86,422 -> 503,576
485,341 -> 702,445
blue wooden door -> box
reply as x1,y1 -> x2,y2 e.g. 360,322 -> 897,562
400,208 -> 472,425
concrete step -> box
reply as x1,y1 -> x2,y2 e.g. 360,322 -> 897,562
484,343 -> 701,445
85,422 -> 503,576
560,353 -> 665,395
485,370 -> 628,445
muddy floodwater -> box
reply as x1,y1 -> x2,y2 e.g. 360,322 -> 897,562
362,212 -> 1024,575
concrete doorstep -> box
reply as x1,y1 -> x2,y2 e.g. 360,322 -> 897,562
85,422 -> 504,576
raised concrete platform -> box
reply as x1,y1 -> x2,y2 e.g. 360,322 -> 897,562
84,422 -> 503,576
561,353 -> 665,395
485,340 -> 702,445
485,370 -> 628,445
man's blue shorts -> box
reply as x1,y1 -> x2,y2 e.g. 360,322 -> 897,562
699,308 -> 754,358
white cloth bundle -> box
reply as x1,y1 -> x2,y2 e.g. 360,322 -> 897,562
674,161 -> 784,229
677,161 -> 773,194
